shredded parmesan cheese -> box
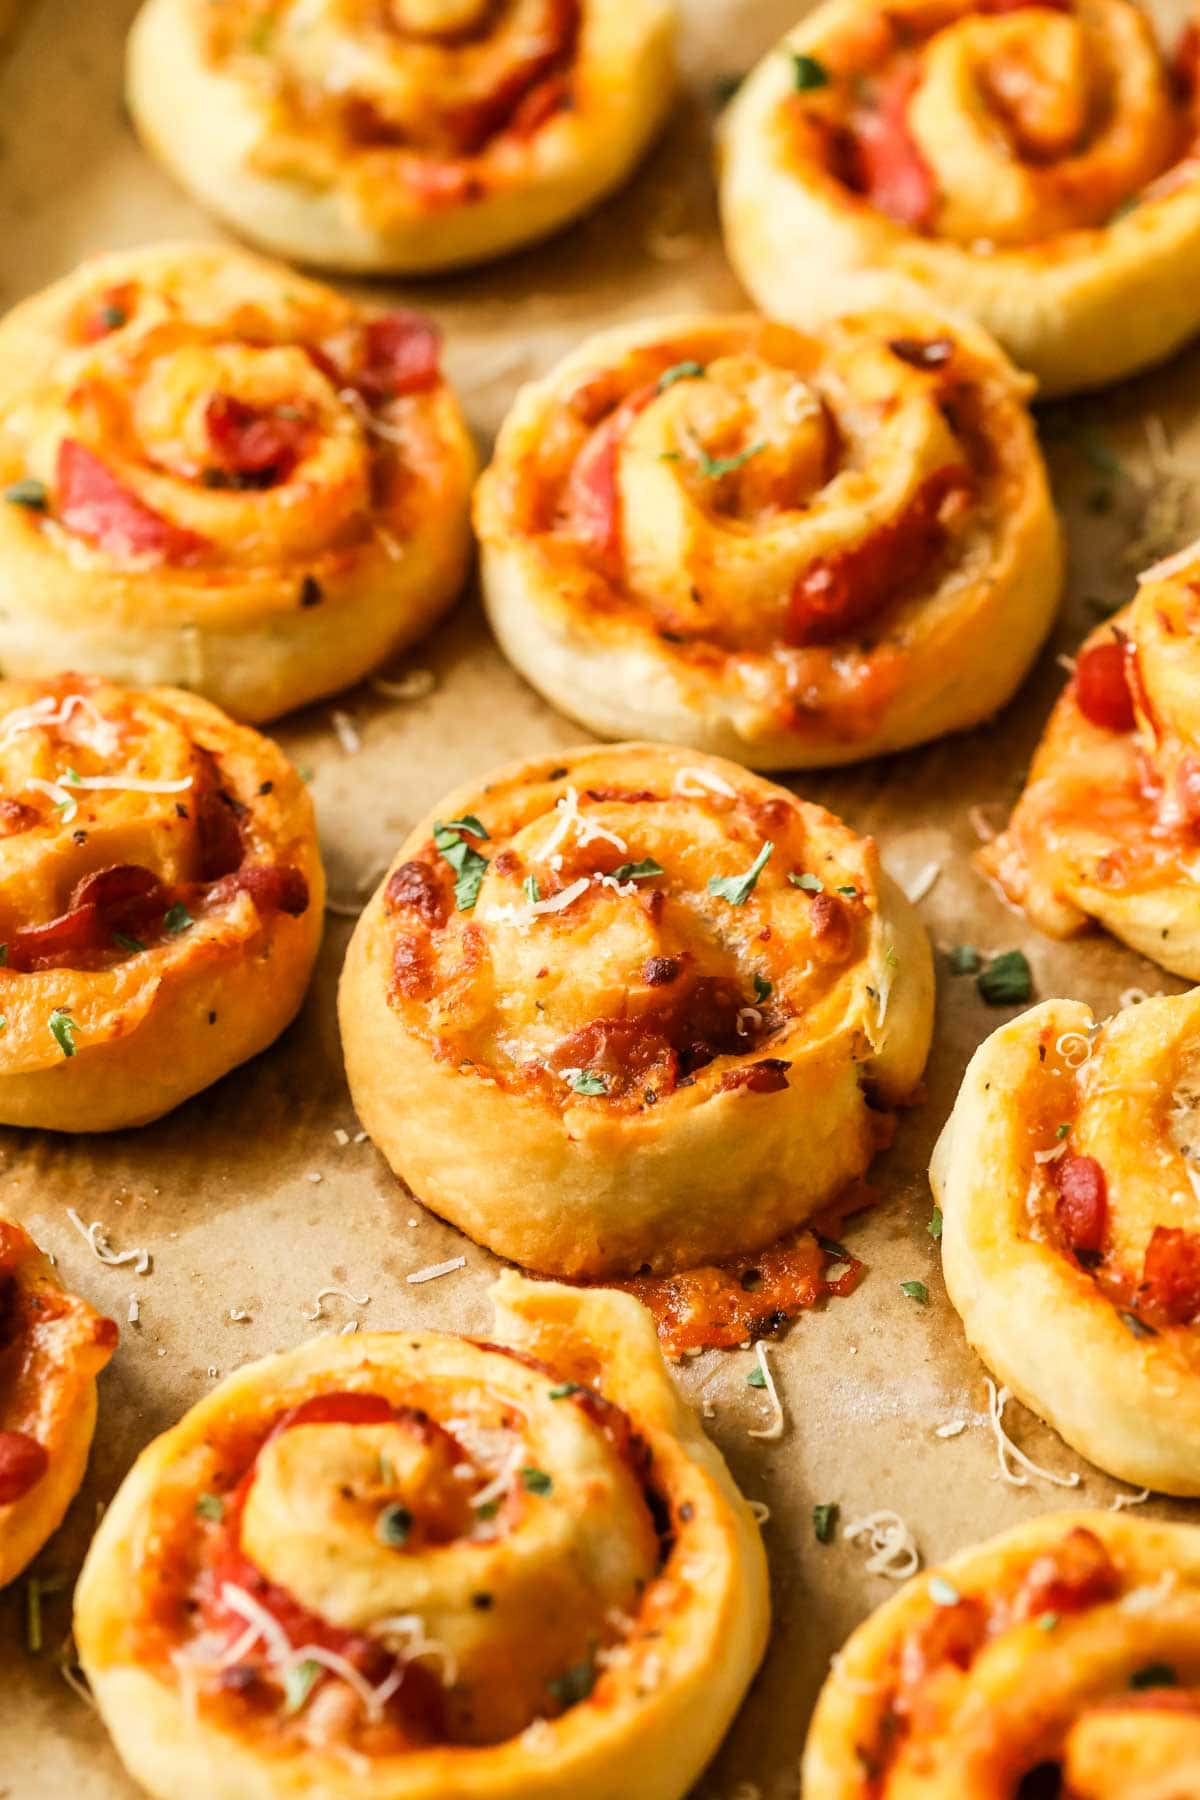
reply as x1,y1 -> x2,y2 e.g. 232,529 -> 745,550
1109,1487 -> 1151,1511
747,1500 -> 771,1524
673,765 -> 737,800
986,1379 -> 1081,1489
67,773 -> 192,796
746,1342 -> 785,1441
65,1208 -> 151,1275
901,862 -> 941,905
373,1615 -> 458,1685
536,785 -> 628,862
935,1419 -> 968,1439
371,669 -> 436,702
1054,1031 -> 1095,1069
329,709 -> 361,755
27,775 -> 78,821
1033,1142 -> 1069,1164
968,803 -> 1003,843
0,692 -> 120,756
406,1256 -> 466,1284
302,1285 -> 369,1321
482,876 -> 591,931
843,1510 -> 921,1579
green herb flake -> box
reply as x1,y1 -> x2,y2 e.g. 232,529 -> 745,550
5,478 -> 47,511
816,1232 -> 851,1262
548,1651 -> 596,1708
900,1280 -> 929,1305
163,902 -> 194,936
520,1466 -> 553,1496
709,839 -> 773,906
283,1658 -> 322,1715
746,1366 -> 768,1389
1037,1611 -> 1059,1632
524,875 -> 541,904
977,949 -> 1033,1006
1130,1662 -> 1178,1690
753,973 -> 773,1003
927,1208 -> 943,1242
112,931 -> 146,954
948,944 -> 981,975
475,1497 -> 501,1521
788,871 -> 824,893
791,50 -> 830,90
1055,1122 -> 1071,1140
694,440 -> 765,481
99,303 -> 127,330
928,1575 -> 959,1607
434,819 -> 490,911
812,1501 -> 838,1544
548,1382 -> 581,1399
565,1068 -> 608,1096
1120,1310 -> 1157,1339
376,1502 -> 413,1547
195,1491 -> 224,1522
48,1008 -> 77,1058
656,360 -> 705,393
837,885 -> 858,897
610,857 -> 664,882
24,1573 -> 65,1654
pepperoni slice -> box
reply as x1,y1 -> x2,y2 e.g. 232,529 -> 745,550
855,70 -> 937,230
562,383 -> 657,565
1074,640 -> 1136,733
207,864 -> 310,917
5,864 -> 167,970
205,395 -> 311,484
359,312 -> 443,400
1013,1526 -> 1120,1619
1052,1153 -> 1108,1255
56,440 -> 208,565
0,1429 -> 48,1504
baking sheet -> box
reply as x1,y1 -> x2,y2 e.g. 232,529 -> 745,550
0,1 -> 1198,1794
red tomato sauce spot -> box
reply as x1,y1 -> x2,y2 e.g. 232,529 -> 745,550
1074,640 -> 1136,734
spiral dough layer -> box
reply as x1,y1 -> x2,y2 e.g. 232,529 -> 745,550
720,0 -> 1200,395
339,741 -> 933,1276
0,242 -> 475,722
476,313 -> 1061,769
74,1271 -> 769,1800
804,1510 -> 1200,1798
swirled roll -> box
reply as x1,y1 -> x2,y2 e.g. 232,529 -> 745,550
125,0 -> 675,273
0,243 -> 475,722
475,313 -> 1061,769
983,538 -> 1200,979
74,1271 -> 769,1800
0,672 -> 323,1131
1,1218 -> 117,1587
932,990 -> 1200,1493
720,0 -> 1200,396
339,742 -> 933,1276
804,1510 -> 1200,1797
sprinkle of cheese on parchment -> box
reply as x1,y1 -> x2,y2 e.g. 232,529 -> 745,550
746,1341 -> 785,1442
302,1285 -> 370,1321
65,1207 -> 151,1275
406,1256 -> 466,1284
986,1378 -> 1081,1490
843,1509 -> 921,1579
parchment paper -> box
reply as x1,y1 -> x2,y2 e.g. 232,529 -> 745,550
1,2 -> 1198,1795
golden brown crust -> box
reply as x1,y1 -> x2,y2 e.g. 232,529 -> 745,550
0,1217 -> 117,1587
75,1272 -> 769,1800
475,312 -> 1062,769
0,672 -> 324,1131
338,741 -> 933,1276
804,1510 -> 1200,1797
0,242 -> 475,721
126,0 -> 676,272
720,0 -> 1200,396
932,991 -> 1200,1493
983,539 -> 1200,978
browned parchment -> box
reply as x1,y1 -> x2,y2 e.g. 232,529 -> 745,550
1,1 -> 1198,1795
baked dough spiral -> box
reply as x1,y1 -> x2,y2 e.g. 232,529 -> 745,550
983,538 -> 1200,980
932,989 -> 1200,1493
339,741 -> 933,1276
720,0 -> 1200,397
74,1270 -> 769,1800
1,1217 -> 117,1587
0,243 -> 475,722
803,1510 -> 1200,1797
475,313 -> 1061,769
125,0 -> 676,273
0,672 -> 323,1132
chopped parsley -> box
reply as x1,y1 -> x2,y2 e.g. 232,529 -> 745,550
1055,1122 -> 1071,1139
548,1650 -> 596,1708
927,1208 -> 943,1241
977,949 -> 1032,1006
788,871 -> 823,893
5,478 -> 47,510
48,1009 -> 77,1058
693,440 -> 765,480
1120,1310 -> 1157,1339
746,1365 -> 768,1389
610,857 -> 664,882
812,1502 -> 838,1544
928,1575 -> 959,1606
1130,1662 -> 1178,1690
112,931 -> 146,954
656,360 -> 705,393
524,875 -> 541,904
548,1382 -> 581,1399
947,944 -> 981,975
753,973 -> 773,1002
816,1232 -> 850,1261
520,1467 -> 553,1496
99,302 -> 127,330
195,1492 -> 224,1522
163,902 -> 194,935
376,1502 -> 413,1547
434,819 -> 489,911
837,885 -> 858,897
283,1658 -> 322,1715
563,1068 -> 608,1096
1037,1611 -> 1059,1632
709,839 -> 773,905
900,1280 -> 929,1304
24,1573 -> 65,1655
791,51 -> 830,89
